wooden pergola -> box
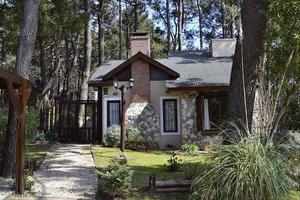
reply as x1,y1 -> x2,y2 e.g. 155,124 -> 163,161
0,67 -> 31,195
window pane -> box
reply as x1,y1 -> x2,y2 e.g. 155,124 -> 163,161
108,101 -> 120,127
163,99 -> 178,132
208,96 -> 227,128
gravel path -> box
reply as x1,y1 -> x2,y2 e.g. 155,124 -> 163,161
32,143 -> 97,199
0,177 -> 13,200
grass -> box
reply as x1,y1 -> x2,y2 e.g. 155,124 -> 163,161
92,146 -> 206,199
92,146 -> 206,188
26,142 -> 53,168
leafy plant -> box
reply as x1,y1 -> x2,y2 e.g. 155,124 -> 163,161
25,176 -> 35,191
165,152 -> 182,172
190,125 -> 299,200
103,125 -> 121,147
104,124 -> 146,147
181,143 -> 199,156
98,159 -> 133,198
126,123 -> 144,142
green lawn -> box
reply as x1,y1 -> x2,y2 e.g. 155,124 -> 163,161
92,146 -> 206,188
26,142 -> 52,168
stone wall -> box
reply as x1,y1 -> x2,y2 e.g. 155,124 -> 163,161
180,93 -> 223,150
126,103 -> 160,149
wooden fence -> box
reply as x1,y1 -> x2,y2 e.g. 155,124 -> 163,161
40,99 -> 98,144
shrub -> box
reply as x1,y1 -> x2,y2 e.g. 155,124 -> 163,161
181,143 -> 199,156
125,141 -> 150,151
165,152 -> 182,172
103,125 -> 120,147
98,159 -> 133,198
104,124 -> 146,147
126,123 -> 144,142
25,176 -> 35,191
190,126 -> 299,200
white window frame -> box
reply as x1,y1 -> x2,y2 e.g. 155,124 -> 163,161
103,96 -> 121,136
160,96 -> 180,135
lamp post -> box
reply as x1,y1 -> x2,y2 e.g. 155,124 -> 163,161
113,78 -> 134,152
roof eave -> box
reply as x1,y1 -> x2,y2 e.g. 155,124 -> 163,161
102,52 -> 180,80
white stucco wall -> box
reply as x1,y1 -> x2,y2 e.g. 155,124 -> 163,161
101,81 -> 183,148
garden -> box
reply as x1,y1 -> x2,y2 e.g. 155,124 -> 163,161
94,124 -> 300,200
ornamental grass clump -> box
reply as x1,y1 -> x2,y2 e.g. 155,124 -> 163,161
190,125 -> 299,200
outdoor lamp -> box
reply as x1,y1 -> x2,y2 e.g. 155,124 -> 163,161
113,78 -> 118,90
129,78 -> 134,88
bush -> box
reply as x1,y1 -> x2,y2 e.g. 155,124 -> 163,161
104,124 -> 146,147
25,176 -> 35,191
126,123 -> 144,142
181,143 -> 199,156
165,152 -> 182,172
103,125 -> 121,147
98,159 -> 133,198
190,126 -> 299,200
125,141 -> 150,151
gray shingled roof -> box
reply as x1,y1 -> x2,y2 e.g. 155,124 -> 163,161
89,51 -> 232,88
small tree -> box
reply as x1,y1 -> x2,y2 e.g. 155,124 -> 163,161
98,159 -> 133,198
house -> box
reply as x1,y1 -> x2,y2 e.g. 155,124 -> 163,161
88,32 -> 236,149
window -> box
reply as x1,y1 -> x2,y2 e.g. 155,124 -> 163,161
196,95 -> 228,131
208,96 -> 227,129
103,88 -> 108,95
107,100 -> 120,127
160,97 -> 180,135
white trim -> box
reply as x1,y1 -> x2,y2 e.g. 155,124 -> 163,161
160,96 -> 180,135
204,98 -> 211,130
102,96 -> 121,136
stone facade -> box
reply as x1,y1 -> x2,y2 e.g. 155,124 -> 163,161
181,93 -> 223,150
126,102 -> 160,149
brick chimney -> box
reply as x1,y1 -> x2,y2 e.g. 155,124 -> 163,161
130,32 -> 151,56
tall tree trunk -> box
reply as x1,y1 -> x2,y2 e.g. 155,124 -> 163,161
78,0 -> 92,127
118,0 -> 122,59
196,0 -> 203,50
228,0 -> 268,129
220,0 -> 225,38
166,0 -> 170,51
133,0 -> 139,32
39,42 -> 46,88
177,0 -> 183,51
0,5 -> 4,65
98,0 -> 105,65
2,0 -> 40,177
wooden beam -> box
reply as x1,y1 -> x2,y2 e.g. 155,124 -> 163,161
88,81 -> 113,87
0,68 -> 23,88
5,79 -> 21,112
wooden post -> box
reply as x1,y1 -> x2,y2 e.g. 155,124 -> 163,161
120,85 -> 126,152
17,80 -> 30,194
1,69 -> 31,195
97,87 -> 103,143
6,79 -> 31,195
